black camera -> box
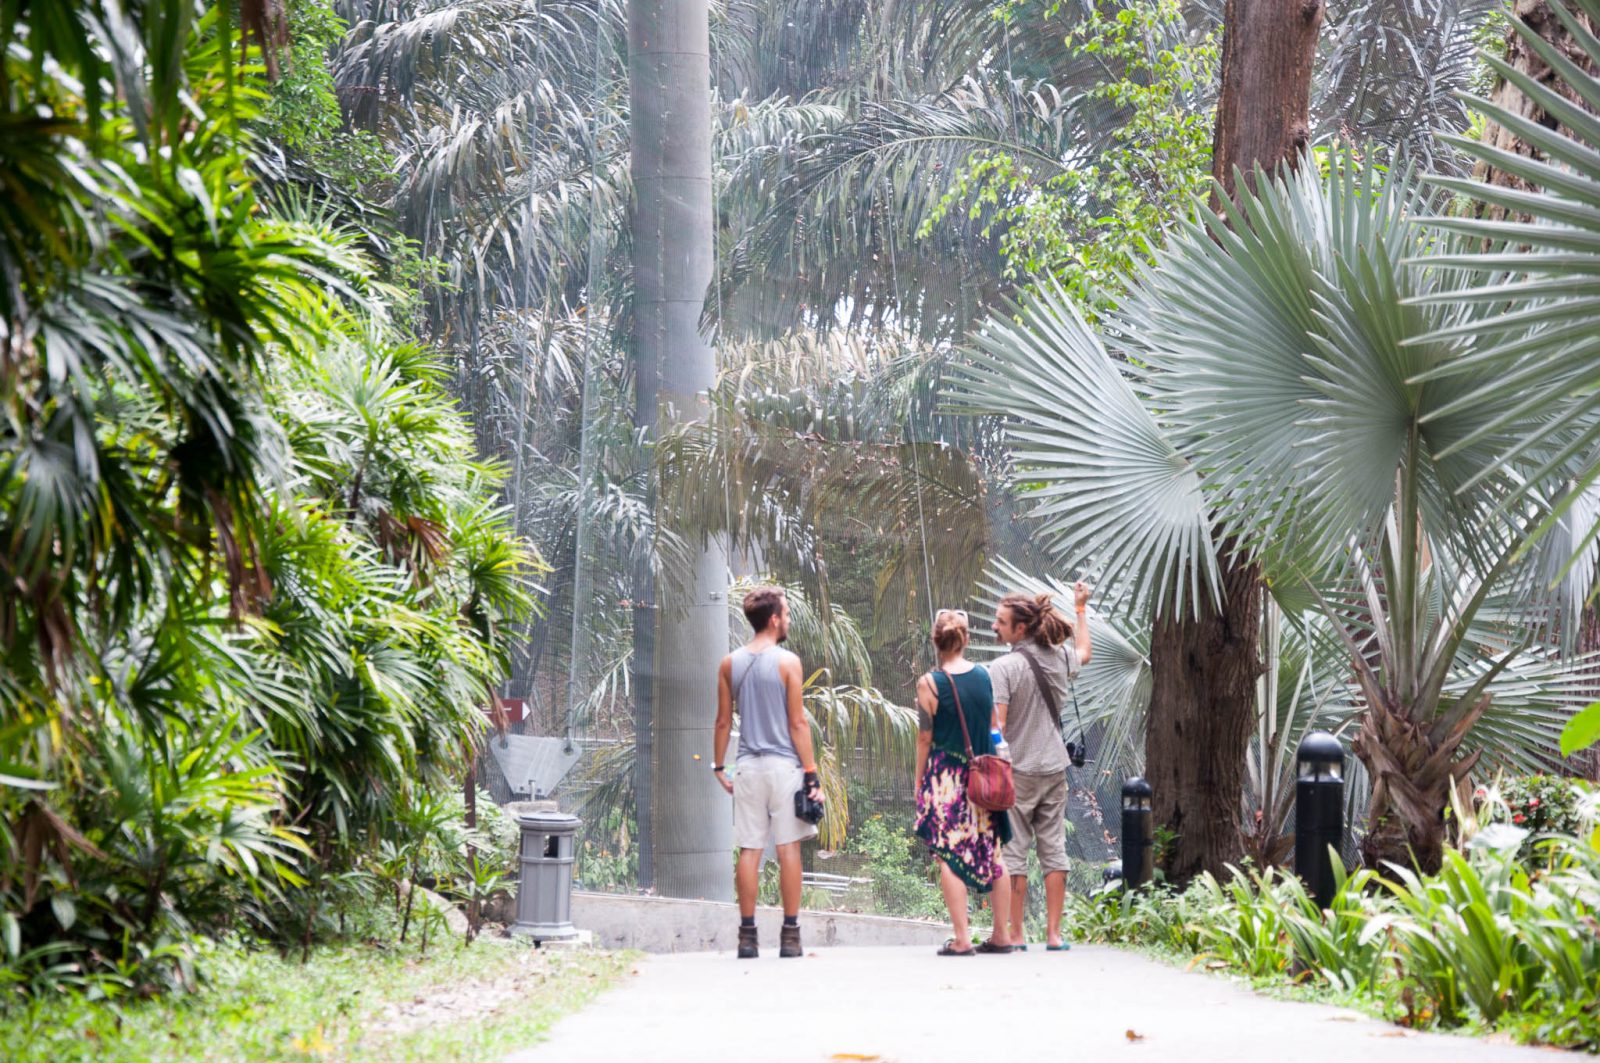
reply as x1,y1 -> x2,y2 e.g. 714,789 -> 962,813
1065,740 -> 1087,768
794,788 -> 824,824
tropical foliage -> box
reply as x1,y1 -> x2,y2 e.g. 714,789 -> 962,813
956,149 -> 1600,871
1071,833 -> 1600,1048
0,1 -> 535,994
9,0 -> 1600,1009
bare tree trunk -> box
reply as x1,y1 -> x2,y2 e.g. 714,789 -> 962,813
629,0 -> 732,899
1147,557 -> 1264,882
1209,0 -> 1324,208
1145,0 -> 1322,887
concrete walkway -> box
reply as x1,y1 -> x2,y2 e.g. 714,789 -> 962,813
505,944 -> 1553,1063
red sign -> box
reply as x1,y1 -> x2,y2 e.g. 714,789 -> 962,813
490,698 -> 527,726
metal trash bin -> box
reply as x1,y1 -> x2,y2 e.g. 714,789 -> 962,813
511,809 -> 580,940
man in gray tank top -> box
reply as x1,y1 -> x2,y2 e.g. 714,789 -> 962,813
713,586 -> 823,959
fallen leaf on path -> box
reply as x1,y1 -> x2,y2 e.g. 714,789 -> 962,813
1327,1013 -> 1361,1022
830,1054 -> 882,1061
1125,1030 -> 1144,1042
1375,1031 -> 1410,1038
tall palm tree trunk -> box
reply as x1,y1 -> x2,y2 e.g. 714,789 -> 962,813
1146,0 -> 1321,885
628,0 -> 731,899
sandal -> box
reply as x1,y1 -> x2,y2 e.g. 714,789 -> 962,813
976,939 -> 1013,954
937,939 -> 976,956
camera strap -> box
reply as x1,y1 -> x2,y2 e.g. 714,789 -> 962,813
1018,645 -> 1088,760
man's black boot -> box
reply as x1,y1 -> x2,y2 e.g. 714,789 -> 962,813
779,923 -> 802,958
737,924 -> 759,959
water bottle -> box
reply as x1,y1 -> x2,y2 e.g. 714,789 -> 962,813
990,727 -> 1011,762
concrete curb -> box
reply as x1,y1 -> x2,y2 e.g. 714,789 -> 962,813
572,891 -> 961,952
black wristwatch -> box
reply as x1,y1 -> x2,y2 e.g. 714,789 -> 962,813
713,764 -> 725,773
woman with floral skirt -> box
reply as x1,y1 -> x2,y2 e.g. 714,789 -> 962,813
913,609 -> 1016,955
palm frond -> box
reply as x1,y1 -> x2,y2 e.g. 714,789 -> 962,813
949,281 -> 1219,621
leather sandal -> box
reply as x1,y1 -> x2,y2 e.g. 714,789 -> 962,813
976,939 -> 1014,954
937,939 -> 976,956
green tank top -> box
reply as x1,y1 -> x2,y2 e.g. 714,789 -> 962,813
929,667 -> 995,759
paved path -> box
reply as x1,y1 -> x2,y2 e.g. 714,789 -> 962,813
506,944 -> 1553,1062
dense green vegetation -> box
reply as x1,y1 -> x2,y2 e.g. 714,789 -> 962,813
1069,826 -> 1600,1049
0,0 -> 535,996
8,0 -> 1600,1052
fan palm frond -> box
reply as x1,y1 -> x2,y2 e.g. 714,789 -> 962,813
1413,0 -> 1600,562
950,282 -> 1218,621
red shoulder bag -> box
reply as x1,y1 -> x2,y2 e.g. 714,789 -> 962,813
941,668 -> 1015,812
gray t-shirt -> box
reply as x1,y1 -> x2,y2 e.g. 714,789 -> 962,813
988,637 -> 1080,775
730,646 -> 801,765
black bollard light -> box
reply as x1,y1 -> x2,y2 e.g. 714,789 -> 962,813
1293,731 -> 1345,910
1120,777 -> 1153,888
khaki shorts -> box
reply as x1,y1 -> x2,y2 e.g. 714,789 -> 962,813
732,755 -> 818,850
1003,770 -> 1070,875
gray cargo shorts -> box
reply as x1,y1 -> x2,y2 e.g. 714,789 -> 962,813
1003,770 -> 1070,875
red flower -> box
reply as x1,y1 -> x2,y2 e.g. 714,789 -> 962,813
1528,798 -> 1541,808
1513,813 -> 1527,824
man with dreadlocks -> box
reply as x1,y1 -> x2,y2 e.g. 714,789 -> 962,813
989,584 -> 1092,951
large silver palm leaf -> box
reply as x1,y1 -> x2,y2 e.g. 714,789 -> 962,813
1413,0 -> 1600,563
957,154 -> 1600,869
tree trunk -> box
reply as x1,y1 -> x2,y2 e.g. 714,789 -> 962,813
1143,0 -> 1322,887
1473,0 -> 1600,219
1146,557 -> 1264,883
628,1 -> 731,899
1209,0 -> 1324,209
1354,695 -> 1486,873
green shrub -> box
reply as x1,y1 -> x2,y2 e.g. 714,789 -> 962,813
1278,862 -> 1389,993
1474,776 -> 1599,862
1186,869 -> 1297,979
840,815 -> 944,919
1075,837 -> 1600,1049
1065,881 -> 1199,953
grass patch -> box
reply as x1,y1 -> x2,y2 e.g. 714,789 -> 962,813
1,936 -> 635,1062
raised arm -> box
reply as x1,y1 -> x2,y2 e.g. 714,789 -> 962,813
1073,580 -> 1093,667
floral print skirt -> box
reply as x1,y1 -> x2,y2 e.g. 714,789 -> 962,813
914,748 -> 1013,893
